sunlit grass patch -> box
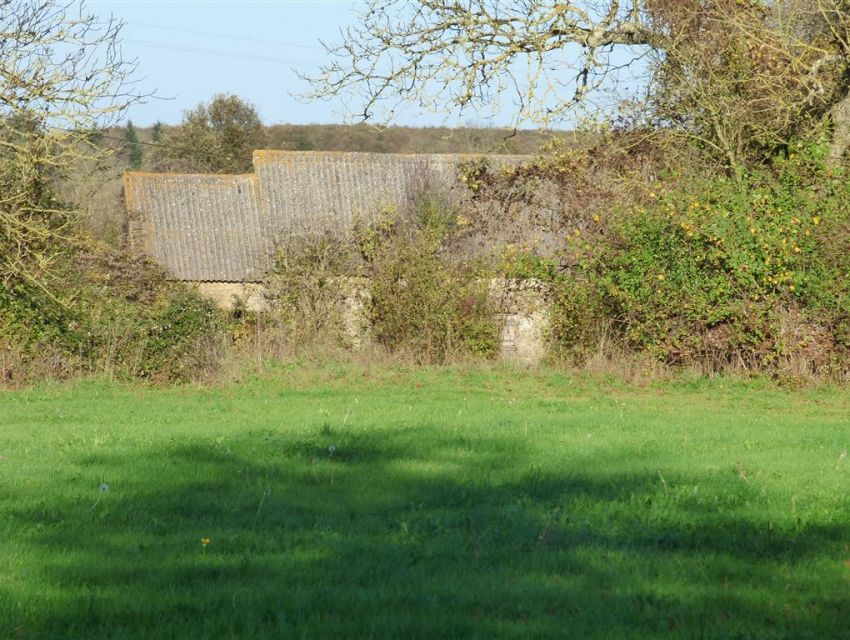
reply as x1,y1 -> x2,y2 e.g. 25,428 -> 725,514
1,366 -> 848,638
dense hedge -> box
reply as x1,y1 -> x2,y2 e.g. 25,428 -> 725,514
545,141 -> 850,375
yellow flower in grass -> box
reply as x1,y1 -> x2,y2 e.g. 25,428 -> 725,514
812,216 -> 821,226
200,538 -> 210,547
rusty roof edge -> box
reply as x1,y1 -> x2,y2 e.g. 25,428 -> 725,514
252,149 -> 533,163
123,170 -> 257,180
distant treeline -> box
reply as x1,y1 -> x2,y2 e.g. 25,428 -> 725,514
120,122 -> 579,157
264,123 -> 570,155
109,94 -> 586,175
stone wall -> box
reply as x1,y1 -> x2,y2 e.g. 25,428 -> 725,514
193,282 -> 268,312
193,277 -> 550,365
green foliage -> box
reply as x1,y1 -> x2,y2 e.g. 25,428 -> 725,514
265,234 -> 356,347
457,157 -> 491,192
367,233 -> 496,361
498,247 -> 560,281
412,192 -> 459,241
1,240 -> 223,383
96,287 -> 221,381
548,275 -> 608,361
352,206 -> 399,263
550,141 -> 850,374
360,203 -> 499,363
0,278 -> 84,355
153,94 -> 266,174
124,120 -> 143,169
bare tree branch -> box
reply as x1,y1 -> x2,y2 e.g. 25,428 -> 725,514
304,0 -> 656,126
0,0 -> 148,291
305,0 -> 850,167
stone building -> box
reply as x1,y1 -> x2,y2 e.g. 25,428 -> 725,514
124,150 -> 548,364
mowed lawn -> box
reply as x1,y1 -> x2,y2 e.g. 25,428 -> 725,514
1,365 -> 849,639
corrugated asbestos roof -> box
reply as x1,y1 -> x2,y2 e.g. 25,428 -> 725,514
124,151 -> 529,282
125,172 -> 269,282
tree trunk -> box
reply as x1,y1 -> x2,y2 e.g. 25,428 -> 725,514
828,90 -> 850,166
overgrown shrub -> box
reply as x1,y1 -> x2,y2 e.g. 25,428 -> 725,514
264,234 -> 358,349
358,201 -> 500,363
549,140 -> 850,376
1,237 -> 223,384
261,191 -> 501,363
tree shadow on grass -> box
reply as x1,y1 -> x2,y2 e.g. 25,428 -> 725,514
3,430 -> 849,639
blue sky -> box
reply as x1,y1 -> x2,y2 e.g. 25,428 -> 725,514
89,1 -> 648,129
89,0 -> 394,126
93,0 -> 504,126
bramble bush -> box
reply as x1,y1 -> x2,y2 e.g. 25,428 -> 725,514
1,238 -> 223,383
549,140 -> 850,376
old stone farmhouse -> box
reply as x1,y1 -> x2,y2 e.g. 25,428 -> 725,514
124,150 -> 547,363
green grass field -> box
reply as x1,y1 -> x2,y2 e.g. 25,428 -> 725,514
1,364 -> 849,639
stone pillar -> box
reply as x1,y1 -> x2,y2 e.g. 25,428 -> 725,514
337,277 -> 372,350
490,279 -> 550,366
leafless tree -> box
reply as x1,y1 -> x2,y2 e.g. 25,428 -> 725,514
306,1 -> 656,126
0,0 -> 144,294
307,1 -> 850,167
